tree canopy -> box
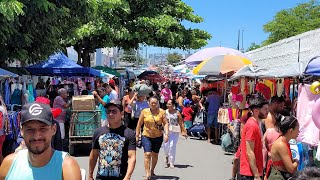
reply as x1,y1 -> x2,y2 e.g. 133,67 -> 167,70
263,0 -> 320,46
246,43 -> 261,52
0,0 -> 88,65
167,52 -> 183,65
64,0 -> 212,66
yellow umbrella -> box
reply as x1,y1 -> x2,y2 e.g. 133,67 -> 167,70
193,55 -> 252,75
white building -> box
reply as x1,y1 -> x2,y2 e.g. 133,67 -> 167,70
67,47 -> 121,67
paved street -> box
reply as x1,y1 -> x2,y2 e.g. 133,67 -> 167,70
75,136 -> 233,180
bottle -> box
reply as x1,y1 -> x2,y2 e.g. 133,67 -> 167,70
289,139 -> 300,162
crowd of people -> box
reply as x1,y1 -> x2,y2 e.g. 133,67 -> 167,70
0,77 -> 320,180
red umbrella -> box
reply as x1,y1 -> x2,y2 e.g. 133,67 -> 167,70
141,74 -> 165,83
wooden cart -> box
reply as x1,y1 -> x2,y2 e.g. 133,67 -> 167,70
69,110 -> 101,155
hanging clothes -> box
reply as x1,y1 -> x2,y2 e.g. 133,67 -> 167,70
277,78 -> 284,97
264,80 -> 275,97
255,82 -> 271,100
5,80 -> 10,105
238,91 -> 247,110
296,84 -> 320,146
248,79 -> 255,94
27,84 -> 35,103
11,89 -> 22,105
284,79 -> 291,98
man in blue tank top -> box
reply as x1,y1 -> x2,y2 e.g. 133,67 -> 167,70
0,102 -> 81,180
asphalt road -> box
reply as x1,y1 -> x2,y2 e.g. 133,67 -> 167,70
75,136 -> 233,180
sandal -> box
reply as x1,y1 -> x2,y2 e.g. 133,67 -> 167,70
143,176 -> 151,180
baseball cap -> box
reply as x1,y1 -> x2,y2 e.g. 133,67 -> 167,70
35,97 -> 62,119
183,99 -> 192,106
104,100 -> 123,111
109,79 -> 115,86
21,102 -> 53,125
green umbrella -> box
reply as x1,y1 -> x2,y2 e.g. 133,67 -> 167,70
93,66 -> 121,77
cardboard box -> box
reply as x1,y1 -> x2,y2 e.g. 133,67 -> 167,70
72,95 -> 96,111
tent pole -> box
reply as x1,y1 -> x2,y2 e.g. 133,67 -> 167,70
224,73 -> 227,103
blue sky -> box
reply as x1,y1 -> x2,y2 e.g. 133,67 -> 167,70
145,0 -> 309,56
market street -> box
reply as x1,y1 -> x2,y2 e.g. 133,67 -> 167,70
75,136 -> 233,180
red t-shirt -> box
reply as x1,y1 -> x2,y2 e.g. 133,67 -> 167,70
240,117 -> 263,177
182,107 -> 194,121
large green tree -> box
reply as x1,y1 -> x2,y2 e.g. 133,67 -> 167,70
69,0 -> 211,67
120,48 -> 144,64
0,0 -> 89,65
167,52 -> 183,65
263,0 -> 320,46
246,42 -> 261,52
0,0 -> 211,67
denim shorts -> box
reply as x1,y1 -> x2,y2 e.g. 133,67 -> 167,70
207,113 -> 218,128
141,135 -> 163,153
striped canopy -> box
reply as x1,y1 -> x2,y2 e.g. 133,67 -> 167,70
193,55 -> 252,75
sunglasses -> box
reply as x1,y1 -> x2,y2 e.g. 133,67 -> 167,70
106,109 -> 119,114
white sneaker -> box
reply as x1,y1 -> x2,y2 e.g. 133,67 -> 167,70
169,163 -> 175,169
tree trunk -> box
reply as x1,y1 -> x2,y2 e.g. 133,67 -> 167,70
81,48 -> 91,67
76,46 -> 82,65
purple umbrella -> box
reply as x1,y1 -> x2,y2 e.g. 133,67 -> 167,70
185,47 -> 249,66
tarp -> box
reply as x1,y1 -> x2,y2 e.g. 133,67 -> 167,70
230,63 -> 303,80
0,68 -> 18,77
26,52 -> 101,77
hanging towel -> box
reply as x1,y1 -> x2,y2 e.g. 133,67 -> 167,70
284,79 -> 291,98
264,80 -> 275,97
277,78 -> 284,97
27,84 -> 35,103
296,84 -> 320,146
248,80 -> 255,94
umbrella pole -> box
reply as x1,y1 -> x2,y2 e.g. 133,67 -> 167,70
224,73 -> 227,103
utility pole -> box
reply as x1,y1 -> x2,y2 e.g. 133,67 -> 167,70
237,29 -> 240,50
241,29 -> 244,52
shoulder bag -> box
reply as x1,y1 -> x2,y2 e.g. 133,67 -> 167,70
166,110 -> 180,133
150,109 -> 163,131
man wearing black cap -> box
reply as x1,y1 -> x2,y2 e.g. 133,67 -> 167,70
89,100 -> 136,180
0,102 -> 81,180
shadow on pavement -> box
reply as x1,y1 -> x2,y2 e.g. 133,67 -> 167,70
174,164 -> 193,169
151,175 -> 180,180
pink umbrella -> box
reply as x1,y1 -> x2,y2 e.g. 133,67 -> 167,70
185,47 -> 248,66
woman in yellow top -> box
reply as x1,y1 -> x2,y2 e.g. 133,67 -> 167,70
136,96 -> 169,180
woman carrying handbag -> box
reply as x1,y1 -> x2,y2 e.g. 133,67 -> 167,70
164,99 -> 188,168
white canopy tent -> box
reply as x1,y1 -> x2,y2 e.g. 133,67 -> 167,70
230,63 -> 306,80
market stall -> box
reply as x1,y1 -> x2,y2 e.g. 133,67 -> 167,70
25,52 -> 101,77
